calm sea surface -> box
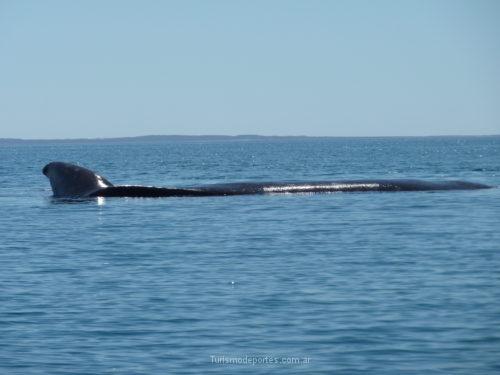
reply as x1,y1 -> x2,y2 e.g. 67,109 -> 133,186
0,137 -> 499,374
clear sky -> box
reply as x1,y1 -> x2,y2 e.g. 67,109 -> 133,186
1,0 -> 499,138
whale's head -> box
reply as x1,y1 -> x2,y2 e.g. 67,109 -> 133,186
43,162 -> 113,198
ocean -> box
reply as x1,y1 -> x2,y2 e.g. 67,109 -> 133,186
1,136 -> 499,374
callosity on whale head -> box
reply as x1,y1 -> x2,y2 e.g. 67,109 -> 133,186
42,162 -> 113,198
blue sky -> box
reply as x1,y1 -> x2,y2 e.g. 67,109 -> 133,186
1,0 -> 499,138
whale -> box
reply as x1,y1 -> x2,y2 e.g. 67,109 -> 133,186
42,161 -> 491,198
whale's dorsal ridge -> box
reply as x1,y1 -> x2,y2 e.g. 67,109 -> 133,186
42,161 -> 114,198
42,161 -> 491,198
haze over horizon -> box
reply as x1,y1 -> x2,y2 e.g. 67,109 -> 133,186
1,1 -> 499,139
2,133 -> 500,142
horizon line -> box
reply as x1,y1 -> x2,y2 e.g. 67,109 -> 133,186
1,133 -> 499,142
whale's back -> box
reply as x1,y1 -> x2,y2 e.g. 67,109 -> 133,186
42,161 -> 491,198
90,179 -> 490,197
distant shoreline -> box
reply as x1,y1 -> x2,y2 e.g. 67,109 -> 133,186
1,134 -> 499,144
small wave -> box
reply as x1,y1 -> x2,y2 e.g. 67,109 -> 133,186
472,167 -> 500,172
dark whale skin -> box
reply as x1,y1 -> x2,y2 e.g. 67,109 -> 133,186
89,179 -> 491,198
42,161 -> 491,198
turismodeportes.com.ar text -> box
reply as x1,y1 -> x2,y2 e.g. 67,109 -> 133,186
210,355 -> 312,366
